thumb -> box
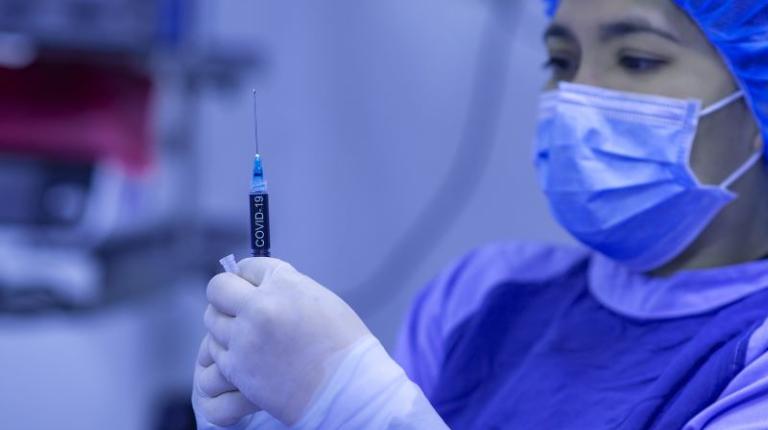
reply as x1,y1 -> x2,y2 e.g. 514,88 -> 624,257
237,257 -> 294,287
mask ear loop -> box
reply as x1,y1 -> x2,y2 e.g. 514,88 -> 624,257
701,91 -> 744,116
721,151 -> 762,190
699,90 -> 761,190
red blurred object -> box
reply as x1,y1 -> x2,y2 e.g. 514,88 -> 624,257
0,61 -> 153,173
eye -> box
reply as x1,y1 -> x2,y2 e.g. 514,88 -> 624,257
618,54 -> 668,73
543,55 -> 576,79
543,57 -> 569,71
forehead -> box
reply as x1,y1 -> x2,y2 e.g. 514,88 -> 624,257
556,0 -> 679,23
552,0 -> 705,47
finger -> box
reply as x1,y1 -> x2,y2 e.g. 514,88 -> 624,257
197,335 -> 214,367
208,335 -> 232,375
204,305 -> 233,348
238,257 -> 293,288
198,362 -> 238,397
198,391 -> 261,427
207,273 -> 256,317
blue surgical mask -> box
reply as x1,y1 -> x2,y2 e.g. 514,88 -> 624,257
535,82 -> 761,272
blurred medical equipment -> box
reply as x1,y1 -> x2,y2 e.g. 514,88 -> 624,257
0,0 -> 259,312
0,1 -> 260,429
249,93 -> 271,258
0,60 -> 155,308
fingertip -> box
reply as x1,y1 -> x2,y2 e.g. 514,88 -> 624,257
197,335 -> 214,367
198,362 -> 237,398
207,336 -> 230,373
238,257 -> 292,286
201,391 -> 261,427
206,273 -> 253,316
206,273 -> 231,301
203,305 -> 214,328
205,306 -> 232,348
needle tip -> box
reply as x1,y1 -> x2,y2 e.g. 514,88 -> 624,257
252,90 -> 260,153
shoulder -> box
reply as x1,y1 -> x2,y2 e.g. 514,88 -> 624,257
685,314 -> 768,429
422,241 -> 590,337
395,241 -> 589,395
449,241 -> 590,284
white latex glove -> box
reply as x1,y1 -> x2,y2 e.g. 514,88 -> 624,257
192,334 -> 260,428
203,257 -> 371,426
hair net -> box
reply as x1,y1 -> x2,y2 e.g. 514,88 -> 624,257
542,0 -> 768,152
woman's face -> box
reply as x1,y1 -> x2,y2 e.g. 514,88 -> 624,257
544,0 -> 762,186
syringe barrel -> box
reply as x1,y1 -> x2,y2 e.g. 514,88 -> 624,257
249,192 -> 271,257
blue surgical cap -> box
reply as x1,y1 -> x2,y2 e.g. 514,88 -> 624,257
543,0 -> 768,151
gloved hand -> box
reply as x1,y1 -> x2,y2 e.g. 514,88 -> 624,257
192,334 -> 260,428
203,257 -> 372,426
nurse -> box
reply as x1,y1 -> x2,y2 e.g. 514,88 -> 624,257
193,0 -> 768,428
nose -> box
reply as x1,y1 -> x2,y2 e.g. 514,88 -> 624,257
571,62 -> 603,88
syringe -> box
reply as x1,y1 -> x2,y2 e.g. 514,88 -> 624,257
249,91 -> 271,257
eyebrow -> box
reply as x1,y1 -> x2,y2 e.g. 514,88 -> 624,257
543,19 -> 681,44
543,23 -> 575,42
599,19 -> 681,44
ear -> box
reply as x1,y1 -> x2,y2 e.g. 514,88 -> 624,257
753,131 -> 764,153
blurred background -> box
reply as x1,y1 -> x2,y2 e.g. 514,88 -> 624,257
0,0 -> 569,429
